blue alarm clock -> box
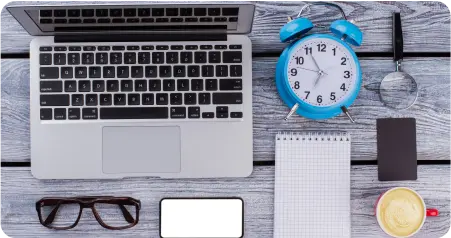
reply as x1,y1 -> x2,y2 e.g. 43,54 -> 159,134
276,3 -> 363,122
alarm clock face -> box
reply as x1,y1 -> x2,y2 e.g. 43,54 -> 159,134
286,37 -> 359,107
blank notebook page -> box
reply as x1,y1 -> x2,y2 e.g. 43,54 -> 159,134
274,132 -> 351,238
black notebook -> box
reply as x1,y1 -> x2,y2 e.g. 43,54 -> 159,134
377,118 -> 417,181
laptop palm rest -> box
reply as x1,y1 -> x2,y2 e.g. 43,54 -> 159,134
102,126 -> 181,174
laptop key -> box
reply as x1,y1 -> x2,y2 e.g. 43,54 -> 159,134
96,9 -> 108,17
39,46 -> 52,51
82,108 -> 98,120
98,46 -> 110,51
54,53 -> 66,65
222,8 -> 239,16
216,106 -> 228,118
78,80 -> 91,92
208,8 -> 220,16
200,17 -> 212,22
61,67 -> 73,79
230,65 -> 243,77
156,45 -> 169,50
213,93 -> 243,104
145,66 -> 158,77
131,66 -> 144,78
82,9 -> 95,17
185,17 -> 198,22
135,80 -> 147,91
159,66 -> 172,77
199,93 -> 211,104
40,54 -> 52,65
110,53 -> 122,64
40,94 -> 69,106
138,52 -> 150,64
86,94 -> 98,106
180,8 -> 193,16
110,9 -> 122,17
156,93 -> 168,105
220,79 -> 242,90
127,18 -> 139,23
200,45 -> 213,50
202,65 -> 214,77
96,53 -> 108,64
112,18 -> 126,23
142,93 -> 154,105
149,80 -> 161,91
170,93 -> 183,105
202,112 -> 214,118
208,51 -> 221,63
54,108 -> 67,120
188,107 -> 200,118
121,80 -> 133,91
124,8 -> 137,17
177,79 -> 189,91
223,51 -> 242,63
194,52 -> 207,63
93,80 -> 105,92
40,10 -> 52,17
124,52 -> 136,64
181,52 -> 193,63
229,45 -> 242,49
138,8 -> 151,17
194,8 -> 206,16
163,79 -> 175,91
171,107 -> 186,119
69,46 -> 81,51
184,93 -> 196,105
231,112 -> 243,118
117,66 -> 129,78
72,94 -> 84,106
68,53 -> 80,65
166,52 -> 178,64
152,8 -> 164,17
40,67 -> 59,79
174,66 -> 186,77
40,81 -> 62,93
107,80 -> 119,92
166,8 -> 178,16
103,66 -> 115,78
82,53 -> 94,64
65,81 -> 77,92
152,52 -> 164,64
75,67 -> 87,78
53,46 -> 66,51
68,9 -> 80,17
206,79 -> 218,91
100,94 -> 112,106
83,19 -> 96,24
187,66 -> 200,77
98,18 -> 110,23
128,94 -> 140,105
156,18 -> 169,23
216,65 -> 228,77
101,107 -> 168,119
68,108 -> 81,120
191,79 -> 203,91
89,67 -> 101,78
114,94 -> 126,105
40,108 -> 52,120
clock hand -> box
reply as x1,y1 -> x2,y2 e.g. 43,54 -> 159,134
296,67 -> 319,73
313,73 -> 322,87
311,54 -> 321,71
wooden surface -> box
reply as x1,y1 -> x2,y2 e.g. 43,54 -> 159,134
1,1 -> 450,237
2,58 -> 449,162
1,1 -> 450,53
1,166 -> 450,238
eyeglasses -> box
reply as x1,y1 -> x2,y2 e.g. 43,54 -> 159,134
36,196 -> 141,230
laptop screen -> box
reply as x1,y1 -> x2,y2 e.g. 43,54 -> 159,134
7,4 -> 255,36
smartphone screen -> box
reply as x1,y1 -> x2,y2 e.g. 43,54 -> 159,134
160,198 -> 244,238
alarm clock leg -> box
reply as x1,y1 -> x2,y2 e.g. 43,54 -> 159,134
341,106 -> 355,123
284,103 -> 299,120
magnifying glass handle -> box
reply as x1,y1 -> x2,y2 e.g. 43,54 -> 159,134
393,12 -> 404,63
341,106 -> 355,123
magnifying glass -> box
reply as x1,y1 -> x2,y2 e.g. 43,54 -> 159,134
380,13 -> 418,110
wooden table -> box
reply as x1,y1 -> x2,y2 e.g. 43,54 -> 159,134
1,2 -> 450,237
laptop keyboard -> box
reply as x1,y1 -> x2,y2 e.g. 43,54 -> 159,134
39,44 -> 244,120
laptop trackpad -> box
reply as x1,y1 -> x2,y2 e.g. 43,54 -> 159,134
102,126 -> 181,174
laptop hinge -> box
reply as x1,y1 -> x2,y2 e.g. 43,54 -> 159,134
54,33 -> 227,43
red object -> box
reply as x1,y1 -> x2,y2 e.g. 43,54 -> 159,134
427,208 -> 439,217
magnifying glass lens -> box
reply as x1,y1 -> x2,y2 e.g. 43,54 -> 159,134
380,72 -> 418,110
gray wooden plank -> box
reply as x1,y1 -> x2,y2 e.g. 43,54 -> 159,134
2,1 -> 450,53
1,165 -> 449,237
2,58 -> 449,162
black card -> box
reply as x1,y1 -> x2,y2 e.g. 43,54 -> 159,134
377,118 -> 417,181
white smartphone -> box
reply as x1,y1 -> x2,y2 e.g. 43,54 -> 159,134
160,197 -> 244,238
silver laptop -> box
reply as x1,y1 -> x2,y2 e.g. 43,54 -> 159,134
7,4 -> 254,179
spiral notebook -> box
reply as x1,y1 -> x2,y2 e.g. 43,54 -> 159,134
274,132 -> 351,238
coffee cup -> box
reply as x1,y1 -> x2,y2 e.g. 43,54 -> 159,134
375,187 -> 439,237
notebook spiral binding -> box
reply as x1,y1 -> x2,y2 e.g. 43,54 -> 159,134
276,132 -> 350,142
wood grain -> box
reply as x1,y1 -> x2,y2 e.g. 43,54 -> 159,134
1,1 -> 450,53
2,58 -> 449,162
1,165 -> 449,237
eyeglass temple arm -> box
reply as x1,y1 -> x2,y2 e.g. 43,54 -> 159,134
119,204 -> 135,223
43,204 -> 60,225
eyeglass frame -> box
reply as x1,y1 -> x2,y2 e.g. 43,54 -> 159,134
35,196 -> 141,230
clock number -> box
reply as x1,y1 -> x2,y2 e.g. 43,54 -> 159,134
304,91 -> 310,99
294,81 -> 300,89
330,92 -> 336,100
305,47 -> 312,55
317,44 -> 326,52
340,83 -> 346,91
344,71 -> 350,78
332,48 -> 336,56
295,56 -> 304,65
317,95 -> 323,103
341,57 -> 347,65
291,68 -> 298,76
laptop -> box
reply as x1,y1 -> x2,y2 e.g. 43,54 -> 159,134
7,4 -> 255,179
